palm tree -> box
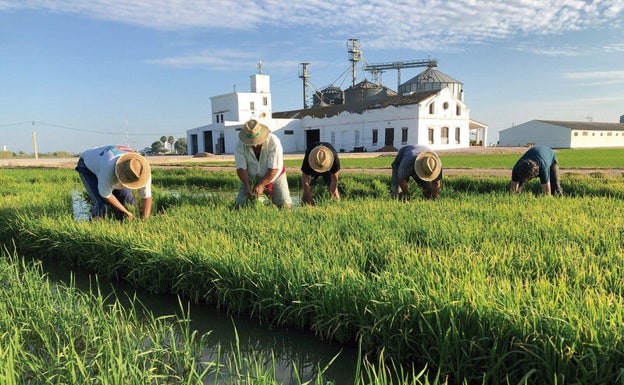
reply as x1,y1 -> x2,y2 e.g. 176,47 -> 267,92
168,136 -> 175,153
160,136 -> 167,153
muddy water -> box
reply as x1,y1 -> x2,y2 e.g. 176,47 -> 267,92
66,192 -> 358,383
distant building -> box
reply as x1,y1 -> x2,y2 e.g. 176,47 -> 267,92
498,120 -> 624,148
187,67 -> 488,155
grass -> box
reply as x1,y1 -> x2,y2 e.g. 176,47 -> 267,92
153,147 -> 624,170
3,152 -> 624,383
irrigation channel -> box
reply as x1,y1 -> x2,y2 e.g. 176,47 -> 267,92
65,190 -> 358,384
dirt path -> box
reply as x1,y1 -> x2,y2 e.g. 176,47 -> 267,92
1,148 -> 622,177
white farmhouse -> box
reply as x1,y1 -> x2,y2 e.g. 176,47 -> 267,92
498,118 -> 624,148
186,67 -> 488,155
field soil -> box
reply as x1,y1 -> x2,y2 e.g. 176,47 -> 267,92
0,146 -> 621,177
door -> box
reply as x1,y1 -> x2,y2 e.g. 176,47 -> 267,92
203,131 -> 214,154
306,129 -> 320,148
385,127 -> 394,146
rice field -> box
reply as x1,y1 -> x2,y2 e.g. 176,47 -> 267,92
2,151 -> 624,384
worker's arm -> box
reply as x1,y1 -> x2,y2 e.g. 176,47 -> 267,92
397,178 -> 410,200
541,182 -> 551,195
236,168 -> 254,198
254,168 -> 279,197
105,195 -> 135,221
140,197 -> 152,219
301,173 -> 315,205
329,171 -> 340,200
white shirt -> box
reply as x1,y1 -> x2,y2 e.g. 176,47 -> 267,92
234,134 -> 284,183
80,145 -> 152,199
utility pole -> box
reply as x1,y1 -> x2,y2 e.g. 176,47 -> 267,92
32,121 -> 38,159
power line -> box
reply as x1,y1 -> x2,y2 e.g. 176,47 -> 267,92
0,120 -> 186,136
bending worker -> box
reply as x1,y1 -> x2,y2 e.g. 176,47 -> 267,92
234,119 -> 292,209
510,145 -> 563,196
390,144 -> 443,200
300,142 -> 341,205
75,144 -> 152,220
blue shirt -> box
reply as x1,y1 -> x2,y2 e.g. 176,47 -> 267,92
392,145 -> 442,182
513,146 -> 557,184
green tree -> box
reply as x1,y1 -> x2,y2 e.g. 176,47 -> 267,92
160,136 -> 167,152
174,138 -> 188,155
151,141 -> 166,155
167,136 -> 175,153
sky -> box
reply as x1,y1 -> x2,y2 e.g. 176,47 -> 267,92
1,0 -> 623,154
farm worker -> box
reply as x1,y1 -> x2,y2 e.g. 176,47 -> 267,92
300,142 -> 341,205
390,145 -> 442,200
75,145 -> 152,220
510,145 -> 563,196
234,119 -> 292,209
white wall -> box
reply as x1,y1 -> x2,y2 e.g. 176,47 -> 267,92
498,121 -> 571,148
570,129 -> 624,148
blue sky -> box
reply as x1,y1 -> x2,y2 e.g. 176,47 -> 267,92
1,0 -> 623,154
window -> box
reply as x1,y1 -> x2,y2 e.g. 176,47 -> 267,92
455,127 -> 461,144
263,96 -> 268,106
574,132 -> 578,136
428,127 -> 434,144
285,130 -> 294,135
456,105 -> 461,116
582,132 -> 588,136
372,129 -> 378,146
401,127 -> 408,144
441,127 -> 449,144
429,102 -> 435,115
443,102 -> 449,110
607,132 -> 612,136
250,101 -> 255,110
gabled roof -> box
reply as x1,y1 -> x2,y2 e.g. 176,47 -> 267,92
403,67 -> 462,86
273,90 -> 439,120
538,120 -> 624,131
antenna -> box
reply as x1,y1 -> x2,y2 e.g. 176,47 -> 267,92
347,38 -> 361,88
257,61 -> 263,74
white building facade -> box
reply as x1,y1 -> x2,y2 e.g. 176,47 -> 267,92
187,68 -> 487,155
498,120 -> 624,148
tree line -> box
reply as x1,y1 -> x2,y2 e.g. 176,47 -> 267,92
149,136 -> 187,155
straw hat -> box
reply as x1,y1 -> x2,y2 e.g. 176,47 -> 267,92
414,151 -> 441,181
240,119 -> 270,146
308,144 -> 334,173
114,153 -> 151,189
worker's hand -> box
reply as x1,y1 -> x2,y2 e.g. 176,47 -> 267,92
302,193 -> 315,206
126,212 -> 135,221
253,183 -> 264,198
398,191 -> 409,201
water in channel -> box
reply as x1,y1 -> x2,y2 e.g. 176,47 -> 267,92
66,191 -> 359,384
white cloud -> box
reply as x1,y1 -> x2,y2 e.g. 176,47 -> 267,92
2,0 -> 623,51
563,70 -> 624,86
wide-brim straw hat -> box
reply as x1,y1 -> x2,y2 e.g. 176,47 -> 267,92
240,119 -> 270,146
115,152 -> 151,189
414,151 -> 442,182
308,144 -> 334,173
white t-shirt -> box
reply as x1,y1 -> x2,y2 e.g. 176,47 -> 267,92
234,134 -> 284,183
80,145 -> 152,199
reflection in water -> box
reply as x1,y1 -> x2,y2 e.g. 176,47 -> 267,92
72,190 -> 91,221
43,217 -> 357,384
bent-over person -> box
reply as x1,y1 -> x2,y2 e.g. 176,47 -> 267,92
300,142 -> 341,205
390,145 -> 442,200
510,145 -> 562,196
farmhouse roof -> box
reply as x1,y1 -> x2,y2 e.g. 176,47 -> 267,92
538,120 -> 624,131
273,90 -> 439,120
